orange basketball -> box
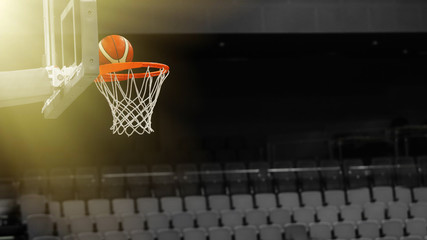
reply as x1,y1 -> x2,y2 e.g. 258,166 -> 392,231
98,35 -> 134,65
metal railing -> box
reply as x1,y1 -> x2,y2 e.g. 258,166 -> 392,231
16,164 -> 418,182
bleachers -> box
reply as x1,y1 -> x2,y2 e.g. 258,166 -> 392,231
10,154 -> 427,240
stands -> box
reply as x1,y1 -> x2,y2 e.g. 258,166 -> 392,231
10,155 -> 427,240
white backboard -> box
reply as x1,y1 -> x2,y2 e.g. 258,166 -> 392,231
0,0 -> 99,119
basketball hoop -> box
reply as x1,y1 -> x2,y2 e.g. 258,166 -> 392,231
95,62 -> 169,136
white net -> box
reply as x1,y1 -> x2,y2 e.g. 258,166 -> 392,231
95,66 -> 169,136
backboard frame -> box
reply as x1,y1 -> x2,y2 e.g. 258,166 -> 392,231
0,0 -> 99,119
42,0 -> 99,119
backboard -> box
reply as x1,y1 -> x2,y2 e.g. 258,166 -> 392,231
0,0 -> 99,119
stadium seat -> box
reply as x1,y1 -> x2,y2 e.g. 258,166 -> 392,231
26,214 -> 54,240
69,216 -> 94,234
130,230 -> 155,240
21,169 -> 48,195
284,223 -> 309,240
320,160 -> 344,190
409,202 -> 427,219
371,157 -> 394,187
234,225 -> 258,240
0,197 -> 15,214
401,236 -> 424,240
0,182 -> 16,199
182,228 -> 207,240
121,213 -> 145,233
146,212 -> 170,231
248,161 -> 274,194
272,161 -> 298,192
88,199 -> 111,216
254,193 -> 277,210
278,192 -> 300,209
125,164 -> 151,198
363,202 -> 386,221
309,222 -> 332,240
208,195 -> 231,211
184,196 -> 207,213
417,158 -> 427,186
47,201 -> 61,220
344,158 -> 370,189
136,198 -> 159,215
196,210 -> 220,229
357,220 -> 381,239
333,221 -> 357,240
347,188 -> 371,205
112,198 -> 135,216
160,196 -> 183,214
395,156 -> 419,188
372,186 -> 394,203
48,167 -> 75,201
78,232 -> 102,240
104,231 -> 128,240
259,224 -> 283,240
377,236 -> 399,240
220,210 -> 243,228
413,187 -> 427,202
340,204 -> 363,223
316,205 -> 339,223
293,207 -> 315,224
245,209 -> 268,226
296,160 -> 322,191
394,186 -> 413,204
75,166 -> 100,200
324,190 -> 346,206
208,226 -> 232,240
33,237 -> 60,240
19,194 -> 47,222
63,200 -> 86,218
405,218 -> 427,236
387,201 -> 409,220
269,208 -> 292,226
301,191 -> 323,208
171,212 -> 195,230
151,164 -> 176,198
200,163 -> 226,195
231,194 -> 254,211
156,229 -> 181,240
176,163 -> 202,197
101,165 -> 126,199
55,217 -> 70,237
381,219 -> 404,238
224,162 -> 250,194
95,214 -> 120,233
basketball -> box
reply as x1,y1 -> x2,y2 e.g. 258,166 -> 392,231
98,35 -> 134,65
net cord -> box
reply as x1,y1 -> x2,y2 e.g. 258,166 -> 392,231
95,67 -> 169,136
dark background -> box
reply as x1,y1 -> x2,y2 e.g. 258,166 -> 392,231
1,33 -> 427,175
1,0 -> 427,176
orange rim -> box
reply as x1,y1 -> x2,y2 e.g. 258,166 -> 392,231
96,62 -> 169,82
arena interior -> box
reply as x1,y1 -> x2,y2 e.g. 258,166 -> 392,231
1,0 -> 427,240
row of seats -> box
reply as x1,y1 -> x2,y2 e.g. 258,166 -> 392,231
26,214 -> 427,240
31,229 -> 427,240
30,224 -> 310,240
27,204 -> 427,233
22,191 -> 427,239
18,156 -> 427,200
18,187 -> 427,220
25,201 -> 427,234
